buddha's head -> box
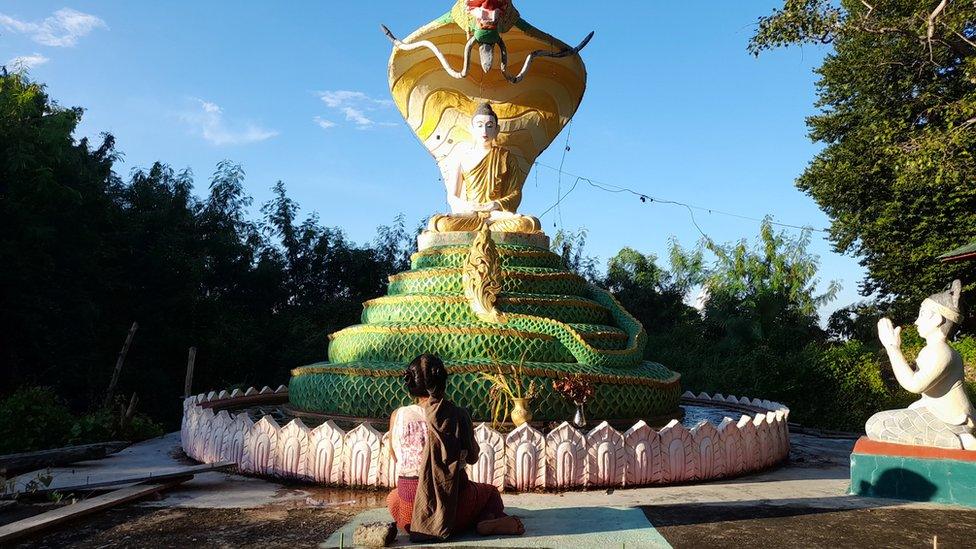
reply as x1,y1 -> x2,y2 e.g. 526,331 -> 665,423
916,279 -> 964,338
471,102 -> 500,147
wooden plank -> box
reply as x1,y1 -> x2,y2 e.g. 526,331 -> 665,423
0,442 -> 130,476
199,392 -> 287,410
2,461 -> 234,499
0,478 -> 189,544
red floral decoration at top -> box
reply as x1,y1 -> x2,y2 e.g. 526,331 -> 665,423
552,374 -> 594,405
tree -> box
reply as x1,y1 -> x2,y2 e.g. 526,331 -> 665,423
0,71 -> 425,433
827,300 -> 892,342
0,71 -> 119,397
603,246 -> 702,341
550,228 -> 600,282
373,213 -> 419,279
686,220 -> 839,349
750,0 -> 976,311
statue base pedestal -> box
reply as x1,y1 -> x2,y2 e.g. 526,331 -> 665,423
417,230 -> 550,251
850,437 -> 976,507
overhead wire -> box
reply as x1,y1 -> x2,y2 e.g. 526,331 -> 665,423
553,120 -> 573,231
533,160 -> 828,236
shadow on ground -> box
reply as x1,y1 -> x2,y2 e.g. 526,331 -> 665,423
642,495 -> 901,526
642,495 -> 976,549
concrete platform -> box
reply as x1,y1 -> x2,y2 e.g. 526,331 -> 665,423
321,433 -> 964,548
10,431 -> 975,548
9,433 -> 315,509
321,504 -> 669,548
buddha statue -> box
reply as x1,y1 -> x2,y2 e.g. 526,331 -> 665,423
867,280 -> 975,450
427,103 -> 542,234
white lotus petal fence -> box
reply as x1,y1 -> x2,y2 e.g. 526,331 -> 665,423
181,388 -> 790,490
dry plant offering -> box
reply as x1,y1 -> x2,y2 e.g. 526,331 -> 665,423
478,351 -> 538,428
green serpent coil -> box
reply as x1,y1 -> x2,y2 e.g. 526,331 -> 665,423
289,241 -> 682,421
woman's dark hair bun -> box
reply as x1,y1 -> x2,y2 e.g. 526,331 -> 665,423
404,354 -> 448,398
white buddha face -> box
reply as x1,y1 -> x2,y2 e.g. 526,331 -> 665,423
471,113 -> 499,146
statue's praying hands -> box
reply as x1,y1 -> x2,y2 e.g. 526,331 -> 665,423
876,318 -> 902,350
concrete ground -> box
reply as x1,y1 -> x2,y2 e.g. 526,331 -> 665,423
8,433 -> 320,509
324,504 -> 670,548
4,431 -> 975,548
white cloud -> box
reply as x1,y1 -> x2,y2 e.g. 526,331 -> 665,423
318,90 -> 392,109
6,53 -> 49,70
342,106 -> 375,127
316,89 -> 396,129
313,116 -> 337,130
0,8 -> 107,47
319,90 -> 367,108
182,99 -> 278,146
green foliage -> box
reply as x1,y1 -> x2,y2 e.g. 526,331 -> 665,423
581,219 -> 918,431
660,338 -> 902,432
699,221 -> 840,317
603,245 -> 703,345
955,333 -> 976,365
0,387 -> 164,453
550,228 -> 600,282
749,0 -> 976,311
675,220 -> 839,352
827,300 -> 892,342
0,387 -> 75,453
0,72 -> 119,409
70,406 -> 164,445
748,0 -> 841,54
0,72 -> 422,439
795,340 -> 905,430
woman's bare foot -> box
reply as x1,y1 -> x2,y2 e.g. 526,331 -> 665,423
476,515 -> 525,536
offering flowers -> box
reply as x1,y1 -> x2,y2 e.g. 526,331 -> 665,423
553,374 -> 595,428
552,374 -> 594,405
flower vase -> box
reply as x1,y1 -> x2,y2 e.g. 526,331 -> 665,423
572,402 -> 587,429
511,398 -> 533,426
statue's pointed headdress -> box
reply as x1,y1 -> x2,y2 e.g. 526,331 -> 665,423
924,279 -> 964,324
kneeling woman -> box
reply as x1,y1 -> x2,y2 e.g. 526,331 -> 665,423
387,354 -> 524,542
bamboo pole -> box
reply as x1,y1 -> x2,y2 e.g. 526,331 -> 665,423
184,347 -> 197,398
120,392 -> 139,430
104,321 -> 138,409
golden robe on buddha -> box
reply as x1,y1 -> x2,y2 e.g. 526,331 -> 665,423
428,146 -> 541,234
463,146 -> 523,210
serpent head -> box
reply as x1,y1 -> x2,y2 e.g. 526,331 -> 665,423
451,0 -> 520,46
382,0 -> 592,83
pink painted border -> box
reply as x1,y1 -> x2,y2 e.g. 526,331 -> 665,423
181,388 -> 791,490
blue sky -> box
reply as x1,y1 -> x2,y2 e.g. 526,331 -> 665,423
1,2 -> 868,319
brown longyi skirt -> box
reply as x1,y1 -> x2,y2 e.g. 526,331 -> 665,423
387,476 -> 506,534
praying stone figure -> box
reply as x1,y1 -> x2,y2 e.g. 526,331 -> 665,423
867,280 -> 976,450
427,103 -> 541,234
